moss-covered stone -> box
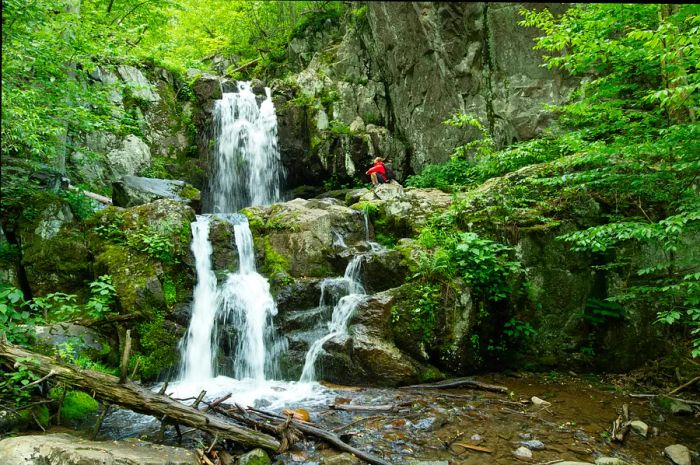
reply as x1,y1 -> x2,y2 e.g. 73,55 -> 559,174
135,314 -> 182,380
50,389 -> 99,425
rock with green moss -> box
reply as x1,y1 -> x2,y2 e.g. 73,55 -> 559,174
239,448 -> 271,465
250,198 -> 366,278
18,201 -> 91,297
49,389 -> 99,426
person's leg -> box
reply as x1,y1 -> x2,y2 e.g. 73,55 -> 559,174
376,173 -> 386,184
370,172 -> 378,185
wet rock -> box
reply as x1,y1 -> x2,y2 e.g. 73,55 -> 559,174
656,397 -> 694,415
521,439 -> 545,450
322,452 -> 361,465
519,433 -> 532,440
628,419 -> 648,437
112,176 -> 201,209
239,448 -> 270,465
664,444 -> 692,465
471,434 -> 482,442
595,457 -> 630,465
192,73 -> 223,102
0,433 -> 197,465
556,462 -> 595,465
531,396 -> 551,406
513,446 -> 533,460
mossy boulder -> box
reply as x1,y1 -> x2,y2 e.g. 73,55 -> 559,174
18,201 -> 91,297
247,198 -> 366,279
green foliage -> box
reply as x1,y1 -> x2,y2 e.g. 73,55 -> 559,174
415,230 -> 522,301
0,357 -> 41,407
127,229 -> 178,264
0,287 -> 41,344
329,120 -> 352,135
391,283 -> 440,345
503,318 -> 536,341
135,313 -> 179,380
517,4 -> 700,355
582,298 -> 626,326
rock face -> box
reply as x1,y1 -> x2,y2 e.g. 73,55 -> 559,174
106,134 -> 152,178
0,433 -> 197,465
112,175 -> 201,210
277,3 -> 574,193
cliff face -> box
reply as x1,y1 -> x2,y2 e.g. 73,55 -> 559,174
277,2 -> 574,189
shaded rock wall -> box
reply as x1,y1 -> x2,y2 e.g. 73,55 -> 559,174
276,3 -> 574,192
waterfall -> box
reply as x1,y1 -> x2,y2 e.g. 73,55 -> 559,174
218,215 -> 284,381
299,256 -> 365,382
209,82 -> 284,213
178,216 -> 218,381
178,81 -> 286,385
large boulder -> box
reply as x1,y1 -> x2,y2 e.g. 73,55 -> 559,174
18,201 -> 91,297
112,175 -> 201,210
0,433 -> 197,465
34,323 -> 108,354
106,134 -> 152,178
244,198 -> 366,279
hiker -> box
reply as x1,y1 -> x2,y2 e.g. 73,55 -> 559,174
366,157 -> 388,186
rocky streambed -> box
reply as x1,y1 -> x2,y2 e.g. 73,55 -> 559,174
3,372 -> 697,465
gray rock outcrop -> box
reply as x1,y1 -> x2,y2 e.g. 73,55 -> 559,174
0,433 -> 197,465
112,175 -> 201,209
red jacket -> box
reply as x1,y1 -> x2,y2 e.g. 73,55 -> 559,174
366,161 -> 386,177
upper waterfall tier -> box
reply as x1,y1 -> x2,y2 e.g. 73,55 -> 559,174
207,82 -> 284,213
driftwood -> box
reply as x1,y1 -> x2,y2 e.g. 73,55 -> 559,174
329,403 -> 405,413
0,341 -> 280,451
68,185 -> 112,205
227,407 -> 393,465
611,403 -> 630,443
668,375 -> 700,396
401,377 -> 509,394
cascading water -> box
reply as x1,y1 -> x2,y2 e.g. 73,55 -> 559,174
178,216 -> 218,381
299,256 -> 366,382
218,215 -> 284,381
208,82 -> 284,213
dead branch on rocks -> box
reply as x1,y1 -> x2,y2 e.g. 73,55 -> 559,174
401,377 -> 509,394
329,403 -> 408,413
220,406 -> 393,465
0,341 -> 280,451
668,375 -> 700,396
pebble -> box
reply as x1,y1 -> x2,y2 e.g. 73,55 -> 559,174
513,446 -> 533,460
519,432 -> 532,440
413,417 -> 436,430
595,457 -> 630,465
407,461 -> 448,465
531,396 -> 551,406
664,444 -> 692,465
556,462 -> 595,465
521,439 -> 545,450
628,420 -> 648,437
470,434 -> 482,442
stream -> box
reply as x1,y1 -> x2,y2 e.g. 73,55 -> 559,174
94,372 -> 699,465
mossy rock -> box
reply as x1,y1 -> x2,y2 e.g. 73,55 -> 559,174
50,389 -> 99,426
135,315 -> 183,381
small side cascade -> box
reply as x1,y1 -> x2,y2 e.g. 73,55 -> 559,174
299,256 -> 366,382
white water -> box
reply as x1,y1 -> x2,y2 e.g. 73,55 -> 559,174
178,216 -> 218,380
299,256 -> 366,382
209,83 -> 284,213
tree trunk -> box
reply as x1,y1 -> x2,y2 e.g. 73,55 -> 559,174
0,341 -> 280,451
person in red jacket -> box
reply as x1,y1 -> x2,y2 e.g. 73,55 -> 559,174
366,157 -> 387,186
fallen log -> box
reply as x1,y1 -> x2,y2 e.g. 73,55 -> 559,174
0,341 -> 280,451
401,377 -> 509,394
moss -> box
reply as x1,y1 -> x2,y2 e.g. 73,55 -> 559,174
136,313 -> 180,380
179,184 -> 201,201
418,366 -> 445,383
163,275 -> 177,307
50,389 -> 99,425
263,239 -> 289,274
